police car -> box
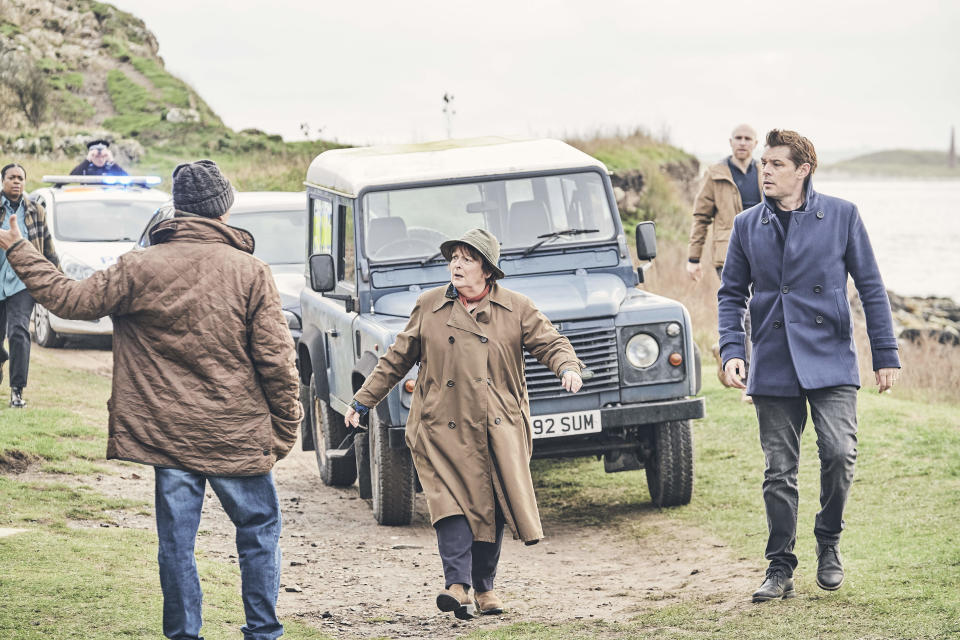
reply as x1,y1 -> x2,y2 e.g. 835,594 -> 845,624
28,175 -> 169,346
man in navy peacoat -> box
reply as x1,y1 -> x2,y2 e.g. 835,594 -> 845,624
718,129 -> 901,603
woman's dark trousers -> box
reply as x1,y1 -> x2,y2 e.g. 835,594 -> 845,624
435,509 -> 505,592
752,386 -> 859,574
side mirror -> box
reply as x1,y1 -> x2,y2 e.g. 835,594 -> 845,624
635,221 -> 657,261
309,253 -> 336,292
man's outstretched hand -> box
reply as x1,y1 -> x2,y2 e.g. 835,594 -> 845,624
0,214 -> 23,251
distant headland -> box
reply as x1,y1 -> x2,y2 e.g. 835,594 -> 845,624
822,149 -> 960,179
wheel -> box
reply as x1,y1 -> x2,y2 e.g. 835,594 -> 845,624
33,305 -> 65,348
369,409 -> 415,525
645,420 -> 694,507
309,374 -> 357,486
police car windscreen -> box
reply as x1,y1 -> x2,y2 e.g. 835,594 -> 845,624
231,209 -> 307,265
55,201 -> 161,242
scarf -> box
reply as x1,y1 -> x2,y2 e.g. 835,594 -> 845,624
458,283 -> 490,307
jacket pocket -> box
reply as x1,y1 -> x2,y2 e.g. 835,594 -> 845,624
834,288 -> 851,339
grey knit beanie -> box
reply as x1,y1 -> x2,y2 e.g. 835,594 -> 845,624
172,159 -> 235,218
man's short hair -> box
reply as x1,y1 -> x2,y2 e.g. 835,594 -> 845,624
765,129 -> 817,175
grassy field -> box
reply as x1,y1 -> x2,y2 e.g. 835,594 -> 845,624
0,357 -> 332,640
1,353 -> 958,638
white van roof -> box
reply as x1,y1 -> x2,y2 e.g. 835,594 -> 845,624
304,136 -> 607,197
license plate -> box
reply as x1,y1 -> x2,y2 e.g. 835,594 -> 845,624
531,410 -> 602,439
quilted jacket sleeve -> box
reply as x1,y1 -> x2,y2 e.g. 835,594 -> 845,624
247,262 -> 303,459
5,239 -> 127,319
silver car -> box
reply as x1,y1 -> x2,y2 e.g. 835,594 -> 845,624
29,176 -> 170,347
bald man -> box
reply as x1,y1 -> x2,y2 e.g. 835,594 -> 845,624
687,125 -> 761,394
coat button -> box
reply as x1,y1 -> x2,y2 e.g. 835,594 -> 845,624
781,286 -> 789,294
761,217 -> 769,224
446,380 -> 455,387
448,421 -> 456,429
449,336 -> 455,344
494,417 -> 501,424
816,210 -> 824,219
816,315 -> 824,324
773,320 -> 783,329
814,285 -> 823,293
480,336 -> 488,343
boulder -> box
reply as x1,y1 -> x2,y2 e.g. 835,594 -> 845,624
164,107 -> 200,124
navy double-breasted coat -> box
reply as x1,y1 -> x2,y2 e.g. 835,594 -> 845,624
718,181 -> 900,397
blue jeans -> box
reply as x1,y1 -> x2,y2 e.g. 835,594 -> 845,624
752,386 -> 858,574
155,467 -> 283,640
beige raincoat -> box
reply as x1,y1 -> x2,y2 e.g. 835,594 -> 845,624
354,283 -> 580,543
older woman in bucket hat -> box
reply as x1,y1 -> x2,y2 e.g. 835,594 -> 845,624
345,228 -> 583,619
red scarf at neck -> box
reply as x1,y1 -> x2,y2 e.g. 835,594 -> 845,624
458,283 -> 490,307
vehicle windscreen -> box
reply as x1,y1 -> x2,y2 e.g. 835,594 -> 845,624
54,200 -> 161,242
361,171 -> 616,262
231,209 -> 307,265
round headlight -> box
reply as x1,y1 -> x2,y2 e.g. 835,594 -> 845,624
666,322 -> 681,337
626,333 -> 659,369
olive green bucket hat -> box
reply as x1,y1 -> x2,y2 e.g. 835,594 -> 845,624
439,228 -> 505,280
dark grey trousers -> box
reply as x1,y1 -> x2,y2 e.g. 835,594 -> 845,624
0,289 -> 35,389
435,509 -> 505,592
752,386 -> 859,574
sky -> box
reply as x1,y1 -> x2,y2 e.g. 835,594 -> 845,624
109,0 -> 959,161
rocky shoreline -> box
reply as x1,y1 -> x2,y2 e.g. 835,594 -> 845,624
887,291 -> 960,345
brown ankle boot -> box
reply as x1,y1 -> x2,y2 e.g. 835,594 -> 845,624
474,590 -> 504,615
436,583 -> 476,620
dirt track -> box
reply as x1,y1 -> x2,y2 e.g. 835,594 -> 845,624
35,344 -> 760,638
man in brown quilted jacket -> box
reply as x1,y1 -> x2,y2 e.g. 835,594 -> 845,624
0,160 -> 302,640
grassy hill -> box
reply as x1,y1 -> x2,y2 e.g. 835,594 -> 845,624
0,0 -> 344,191
823,149 -> 960,178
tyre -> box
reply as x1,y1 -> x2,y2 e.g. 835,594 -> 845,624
309,373 -> 357,486
645,420 -> 694,507
33,306 -> 65,348
369,409 -> 415,525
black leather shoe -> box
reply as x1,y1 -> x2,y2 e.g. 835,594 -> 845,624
816,543 -> 844,590
752,568 -> 796,602
10,387 -> 26,409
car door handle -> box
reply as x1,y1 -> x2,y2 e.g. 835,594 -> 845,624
326,329 -> 340,337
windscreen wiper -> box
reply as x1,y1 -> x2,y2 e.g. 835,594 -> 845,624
521,228 -> 599,257
419,250 -> 444,266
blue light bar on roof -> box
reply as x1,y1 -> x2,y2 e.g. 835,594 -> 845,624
42,175 -> 162,187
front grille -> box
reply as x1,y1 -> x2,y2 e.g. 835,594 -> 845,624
525,325 -> 619,400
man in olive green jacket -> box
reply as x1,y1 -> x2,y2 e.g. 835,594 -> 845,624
687,124 -> 762,280
687,125 -> 761,394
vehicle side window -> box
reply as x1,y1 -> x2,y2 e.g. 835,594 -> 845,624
311,196 -> 333,254
338,202 -> 355,284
